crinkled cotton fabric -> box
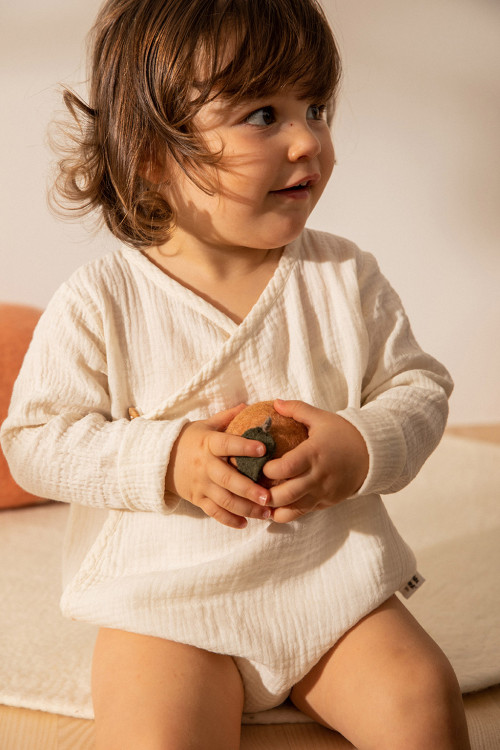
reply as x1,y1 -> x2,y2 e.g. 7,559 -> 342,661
1,230 -> 453,710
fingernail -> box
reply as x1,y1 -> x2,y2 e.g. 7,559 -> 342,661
258,493 -> 268,505
256,444 -> 265,456
262,508 -> 271,519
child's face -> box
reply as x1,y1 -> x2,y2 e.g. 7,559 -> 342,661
162,87 -> 335,255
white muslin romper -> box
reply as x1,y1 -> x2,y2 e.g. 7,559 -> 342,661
1,229 -> 453,711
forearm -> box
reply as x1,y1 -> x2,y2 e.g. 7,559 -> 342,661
1,409 -> 188,512
338,379 -> 450,496
347,248 -> 453,496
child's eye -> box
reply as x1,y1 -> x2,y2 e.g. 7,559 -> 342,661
244,106 -> 276,127
307,104 -> 328,121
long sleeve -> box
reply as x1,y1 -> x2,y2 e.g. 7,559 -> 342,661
335,247 -> 453,496
0,282 -> 187,513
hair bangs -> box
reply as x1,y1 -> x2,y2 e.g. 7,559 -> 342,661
195,0 -> 341,109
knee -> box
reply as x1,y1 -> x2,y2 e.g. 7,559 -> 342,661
387,649 -> 463,723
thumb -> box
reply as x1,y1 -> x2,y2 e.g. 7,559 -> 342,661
272,399 -> 317,427
206,403 -> 247,432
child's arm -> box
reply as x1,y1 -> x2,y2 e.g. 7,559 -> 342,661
0,286 -> 179,514
0,283 -> 268,521
265,249 -> 453,523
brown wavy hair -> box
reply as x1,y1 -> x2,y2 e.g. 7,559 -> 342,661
51,0 -> 342,249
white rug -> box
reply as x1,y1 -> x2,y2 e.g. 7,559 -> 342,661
0,434 -> 499,723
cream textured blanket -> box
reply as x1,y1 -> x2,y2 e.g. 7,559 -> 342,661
0,434 -> 499,723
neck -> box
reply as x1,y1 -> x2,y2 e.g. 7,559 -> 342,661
148,231 -> 283,283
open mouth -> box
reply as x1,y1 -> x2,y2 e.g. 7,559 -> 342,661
285,181 -> 310,191
270,175 -> 319,195
273,181 -> 310,194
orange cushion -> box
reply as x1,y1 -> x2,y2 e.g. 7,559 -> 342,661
0,303 -> 46,508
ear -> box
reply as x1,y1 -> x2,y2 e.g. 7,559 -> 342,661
138,145 -> 168,186
138,160 -> 165,186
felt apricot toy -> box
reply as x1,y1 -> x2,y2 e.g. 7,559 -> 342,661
226,401 -> 308,487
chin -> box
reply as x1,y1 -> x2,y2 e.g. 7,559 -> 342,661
258,220 -> 310,249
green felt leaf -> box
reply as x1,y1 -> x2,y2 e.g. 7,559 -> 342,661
235,427 -> 276,483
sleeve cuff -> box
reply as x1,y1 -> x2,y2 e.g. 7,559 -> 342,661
117,416 -> 190,513
336,405 -> 407,497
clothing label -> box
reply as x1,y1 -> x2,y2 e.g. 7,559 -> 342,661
399,572 -> 426,599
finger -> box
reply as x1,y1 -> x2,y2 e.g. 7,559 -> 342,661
208,431 -> 268,462
204,484 -> 272,523
268,474 -> 309,508
205,403 -> 248,432
263,442 -> 311,483
271,495 -> 317,524
272,398 -> 318,428
208,458 -> 271,507
199,496 -> 249,529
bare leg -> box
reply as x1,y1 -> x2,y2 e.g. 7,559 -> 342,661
91,628 -> 244,750
291,596 -> 471,750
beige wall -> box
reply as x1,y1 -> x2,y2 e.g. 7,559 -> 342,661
1,0 -> 499,424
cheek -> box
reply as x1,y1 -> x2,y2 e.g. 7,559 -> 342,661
221,148 -> 270,185
163,161 -> 218,214
322,136 -> 336,181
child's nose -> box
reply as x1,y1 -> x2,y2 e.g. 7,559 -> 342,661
287,122 -> 322,162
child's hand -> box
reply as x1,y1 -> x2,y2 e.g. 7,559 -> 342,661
165,404 -> 272,529
263,400 -> 369,524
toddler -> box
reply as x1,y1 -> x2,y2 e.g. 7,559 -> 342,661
1,0 -> 471,748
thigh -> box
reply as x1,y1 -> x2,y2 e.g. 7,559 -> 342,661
91,628 -> 244,750
290,595 -> 469,750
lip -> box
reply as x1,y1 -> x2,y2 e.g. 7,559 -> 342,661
269,174 -> 321,199
280,174 -> 321,191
